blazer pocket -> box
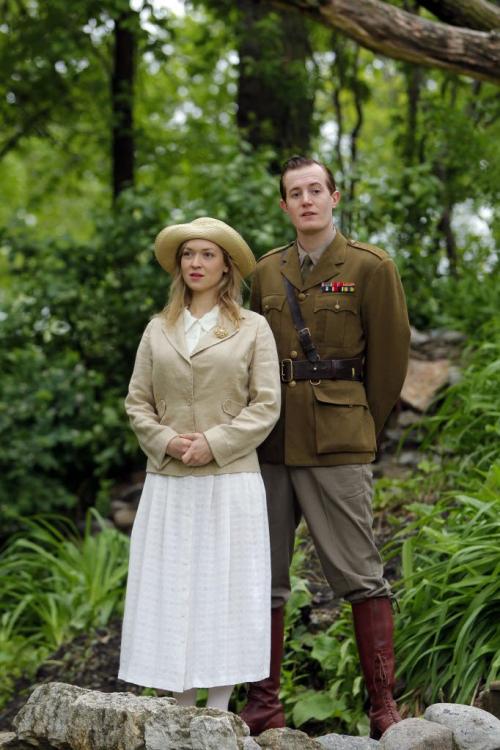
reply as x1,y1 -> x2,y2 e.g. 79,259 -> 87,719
222,399 -> 246,418
312,382 -> 376,454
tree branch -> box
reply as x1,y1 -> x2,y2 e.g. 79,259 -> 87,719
268,0 -> 500,85
417,0 -> 500,32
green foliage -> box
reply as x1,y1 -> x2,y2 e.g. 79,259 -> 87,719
279,543 -> 367,735
421,318 -> 500,474
0,511 -> 129,709
0,190 -> 168,516
389,465 -> 500,708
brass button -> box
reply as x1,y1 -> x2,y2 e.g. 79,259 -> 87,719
335,302 -> 340,310
289,380 -> 297,388
264,304 -> 269,311
298,292 -> 306,301
290,350 -> 298,359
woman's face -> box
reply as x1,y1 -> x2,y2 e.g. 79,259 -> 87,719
180,239 -> 228,298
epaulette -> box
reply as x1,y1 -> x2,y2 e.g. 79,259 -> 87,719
347,238 -> 388,261
257,240 -> 295,262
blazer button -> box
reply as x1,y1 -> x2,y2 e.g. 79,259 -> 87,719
298,292 -> 306,301
289,380 -> 297,388
290,350 -> 298,359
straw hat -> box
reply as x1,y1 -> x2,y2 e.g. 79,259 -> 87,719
154,217 -> 256,278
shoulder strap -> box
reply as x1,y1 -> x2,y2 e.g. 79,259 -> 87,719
282,275 -> 320,363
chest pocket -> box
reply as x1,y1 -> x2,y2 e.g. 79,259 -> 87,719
314,294 -> 359,349
262,294 -> 285,340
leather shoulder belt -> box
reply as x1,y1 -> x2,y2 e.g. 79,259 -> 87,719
282,273 -> 363,384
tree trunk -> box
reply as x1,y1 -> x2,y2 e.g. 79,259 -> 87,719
268,0 -> 500,84
236,0 -> 316,169
111,11 -> 136,200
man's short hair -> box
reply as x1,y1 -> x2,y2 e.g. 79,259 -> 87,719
279,155 -> 337,200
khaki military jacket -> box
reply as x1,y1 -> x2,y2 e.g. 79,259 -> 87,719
250,230 -> 410,466
125,309 -> 281,476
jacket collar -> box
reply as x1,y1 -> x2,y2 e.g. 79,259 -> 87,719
161,308 -> 244,361
281,230 -> 347,291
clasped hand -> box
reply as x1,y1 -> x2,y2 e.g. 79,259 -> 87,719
166,433 -> 213,466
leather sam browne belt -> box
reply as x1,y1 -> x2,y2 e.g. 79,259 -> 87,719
280,262 -> 364,385
281,356 -> 363,384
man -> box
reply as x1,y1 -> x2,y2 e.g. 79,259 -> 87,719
240,155 -> 410,740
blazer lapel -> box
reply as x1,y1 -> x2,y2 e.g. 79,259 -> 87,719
190,312 -> 240,357
161,315 -> 190,363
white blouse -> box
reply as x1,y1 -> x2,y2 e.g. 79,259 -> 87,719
183,306 -> 219,356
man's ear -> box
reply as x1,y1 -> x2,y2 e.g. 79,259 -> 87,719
331,190 -> 341,208
280,199 -> 288,214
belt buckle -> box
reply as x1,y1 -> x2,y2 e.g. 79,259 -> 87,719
281,358 -> 293,383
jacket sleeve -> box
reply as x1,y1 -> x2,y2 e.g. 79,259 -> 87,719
203,316 -> 281,468
361,258 -> 410,435
124,321 -> 177,468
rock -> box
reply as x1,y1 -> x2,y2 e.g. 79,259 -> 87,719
190,715 -> 239,749
397,410 -> 422,428
379,718 -> 454,749
12,682 -> 249,750
316,734 -> 379,748
401,358 -> 451,412
256,727 -> 323,748
410,327 -> 431,347
241,739 -> 261,750
0,733 -> 32,750
112,506 -> 137,530
424,703 -> 500,750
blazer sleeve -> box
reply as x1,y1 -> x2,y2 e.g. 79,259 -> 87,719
124,321 -> 177,468
361,258 -> 411,435
203,316 -> 281,468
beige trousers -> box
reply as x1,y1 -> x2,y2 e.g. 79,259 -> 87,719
261,463 -> 391,607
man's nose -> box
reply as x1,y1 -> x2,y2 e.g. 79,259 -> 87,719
302,191 -> 313,204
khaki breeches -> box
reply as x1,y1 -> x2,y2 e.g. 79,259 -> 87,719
261,463 -> 391,607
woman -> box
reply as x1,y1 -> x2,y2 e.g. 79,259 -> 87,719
119,217 -> 280,712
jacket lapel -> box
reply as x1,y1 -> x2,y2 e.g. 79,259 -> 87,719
280,242 -> 303,290
302,230 -> 347,291
161,315 -> 191,363
190,311 -> 241,357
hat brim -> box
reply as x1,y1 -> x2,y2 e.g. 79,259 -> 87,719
154,217 -> 256,278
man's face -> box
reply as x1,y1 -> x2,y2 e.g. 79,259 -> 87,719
280,163 -> 340,235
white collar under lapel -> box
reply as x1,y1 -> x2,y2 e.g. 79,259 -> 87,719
160,309 -> 245,362
190,309 -> 243,357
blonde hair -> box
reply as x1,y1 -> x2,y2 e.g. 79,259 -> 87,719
162,242 -> 244,327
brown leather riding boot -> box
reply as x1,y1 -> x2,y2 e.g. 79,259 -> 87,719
239,605 -> 286,735
351,596 -> 402,740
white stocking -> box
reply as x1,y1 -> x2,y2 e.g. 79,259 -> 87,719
206,684 -> 234,711
172,688 -> 198,707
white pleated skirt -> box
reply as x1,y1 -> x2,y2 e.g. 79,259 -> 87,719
118,471 -> 271,692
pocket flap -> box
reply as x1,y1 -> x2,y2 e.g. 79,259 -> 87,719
262,294 -> 286,312
312,381 -> 368,407
314,295 -> 358,314
222,398 -> 246,417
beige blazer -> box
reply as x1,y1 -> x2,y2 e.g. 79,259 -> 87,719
125,308 -> 281,476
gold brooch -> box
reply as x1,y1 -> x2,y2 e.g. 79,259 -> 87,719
214,326 -> 228,339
